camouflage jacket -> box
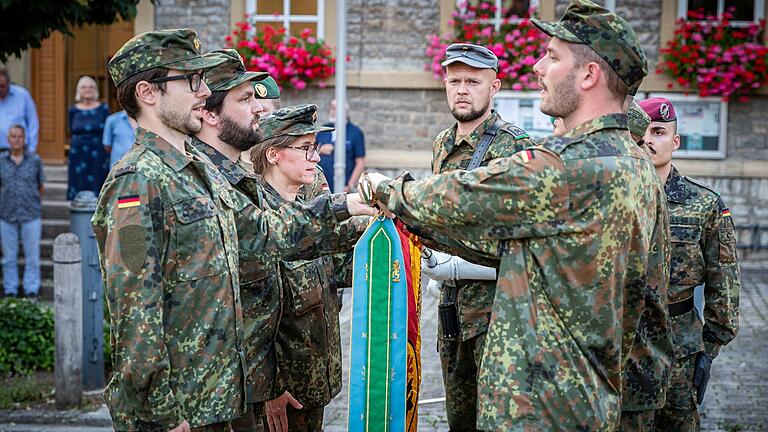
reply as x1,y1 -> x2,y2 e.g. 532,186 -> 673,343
665,166 -> 740,359
262,180 -> 346,409
93,129 -> 351,430
376,114 -> 670,430
428,110 -> 535,341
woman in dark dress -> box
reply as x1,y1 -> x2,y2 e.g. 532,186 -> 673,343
67,75 -> 110,200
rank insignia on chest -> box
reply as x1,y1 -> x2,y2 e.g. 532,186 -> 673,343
117,195 -> 141,209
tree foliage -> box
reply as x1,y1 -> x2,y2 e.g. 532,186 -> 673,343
0,0 -> 143,62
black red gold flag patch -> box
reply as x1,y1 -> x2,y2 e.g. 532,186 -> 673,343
117,195 -> 141,209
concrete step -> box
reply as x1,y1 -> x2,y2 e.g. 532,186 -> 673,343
42,199 -> 70,220
43,219 -> 70,240
43,164 -> 68,183
44,182 -> 68,201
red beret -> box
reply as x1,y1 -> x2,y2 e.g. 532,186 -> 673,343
638,97 -> 677,122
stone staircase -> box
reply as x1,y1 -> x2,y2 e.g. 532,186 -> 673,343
0,164 -> 70,300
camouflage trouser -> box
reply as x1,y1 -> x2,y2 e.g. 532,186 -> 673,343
231,402 -> 266,432
438,331 -> 486,432
619,410 -> 657,431
258,406 -> 323,431
190,421 -> 232,432
655,353 -> 700,432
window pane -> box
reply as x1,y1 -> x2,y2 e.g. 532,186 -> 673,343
290,23 -> 318,38
291,0 -> 317,15
687,0 -> 717,18
729,0 -> 755,21
502,0 -> 531,18
257,0 -> 282,15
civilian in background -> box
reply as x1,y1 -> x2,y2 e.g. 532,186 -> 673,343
0,68 -> 39,153
316,99 -> 365,192
102,110 -> 136,168
0,125 -> 44,298
67,75 -> 109,200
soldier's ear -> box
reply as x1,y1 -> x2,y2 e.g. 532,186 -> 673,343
266,147 -> 279,165
135,81 -> 158,106
201,108 -> 218,127
491,78 -> 501,96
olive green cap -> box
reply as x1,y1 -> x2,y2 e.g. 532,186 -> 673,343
259,104 -> 334,142
203,49 -> 268,92
627,100 -> 651,139
108,28 -> 226,86
531,0 -> 648,95
254,76 -> 281,99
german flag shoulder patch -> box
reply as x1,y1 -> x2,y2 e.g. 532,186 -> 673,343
117,195 -> 141,209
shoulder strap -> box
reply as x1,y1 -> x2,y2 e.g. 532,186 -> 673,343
467,118 -> 508,170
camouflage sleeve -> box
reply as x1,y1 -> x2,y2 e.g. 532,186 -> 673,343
235,193 -> 360,266
92,173 -> 183,428
702,197 -> 741,358
375,148 -> 568,250
333,251 -> 355,287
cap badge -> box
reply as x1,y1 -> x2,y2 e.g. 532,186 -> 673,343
312,111 -> 318,123
255,83 -> 268,98
659,103 -> 670,121
193,38 -> 201,50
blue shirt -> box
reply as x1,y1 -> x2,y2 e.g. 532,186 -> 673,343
0,152 -> 44,222
0,84 -> 39,152
316,121 -> 365,192
102,111 -> 135,167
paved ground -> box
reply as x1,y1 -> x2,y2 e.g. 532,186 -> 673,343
1,269 -> 766,431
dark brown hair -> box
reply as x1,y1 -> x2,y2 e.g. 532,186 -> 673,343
116,68 -> 168,119
250,134 -> 298,175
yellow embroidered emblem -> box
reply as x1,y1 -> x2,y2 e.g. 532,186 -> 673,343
193,38 -> 201,50
255,83 -> 267,98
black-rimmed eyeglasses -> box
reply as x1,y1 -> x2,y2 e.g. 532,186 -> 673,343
148,71 -> 205,92
285,143 -> 320,160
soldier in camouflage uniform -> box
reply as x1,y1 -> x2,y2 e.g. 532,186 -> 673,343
619,99 -> 674,432
422,42 -> 535,431
360,1 -> 671,429
639,97 -> 741,431
186,53 -> 366,432
249,105 -> 367,432
239,74 -> 282,174
93,30 -> 374,432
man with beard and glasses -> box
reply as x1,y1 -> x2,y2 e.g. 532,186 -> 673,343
191,51 -> 369,432
356,1 -> 671,429
639,97 -> 740,432
92,32 -> 375,432
416,42 -> 534,431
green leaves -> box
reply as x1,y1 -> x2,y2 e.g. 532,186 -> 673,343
0,298 -> 54,374
0,0 -> 144,62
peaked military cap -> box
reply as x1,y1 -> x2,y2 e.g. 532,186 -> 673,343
532,0 -> 648,94
259,104 -> 334,142
254,76 -> 281,99
108,28 -> 226,86
628,100 -> 651,138
441,43 -> 499,72
639,97 -> 677,122
203,49 -> 268,92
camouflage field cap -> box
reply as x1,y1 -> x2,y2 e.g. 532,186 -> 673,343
628,100 -> 651,139
254,76 -> 281,99
441,43 -> 499,71
259,104 -> 334,141
203,49 -> 268,92
532,0 -> 648,94
108,28 -> 226,86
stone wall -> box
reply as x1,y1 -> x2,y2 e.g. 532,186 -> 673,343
346,0 -> 441,71
726,96 -> 768,160
154,0 -> 231,52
